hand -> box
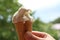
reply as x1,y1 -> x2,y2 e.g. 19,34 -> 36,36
24,31 -> 55,40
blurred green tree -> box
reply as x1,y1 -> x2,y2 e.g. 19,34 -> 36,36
33,18 -> 46,31
0,0 -> 22,40
51,17 -> 60,24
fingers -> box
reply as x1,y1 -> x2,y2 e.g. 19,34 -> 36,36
32,31 -> 47,38
24,32 -> 41,40
44,33 -> 55,40
32,31 -> 55,40
24,31 -> 55,40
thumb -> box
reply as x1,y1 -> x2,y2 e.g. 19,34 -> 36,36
24,32 -> 41,40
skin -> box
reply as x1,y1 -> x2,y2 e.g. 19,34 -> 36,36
24,31 -> 55,40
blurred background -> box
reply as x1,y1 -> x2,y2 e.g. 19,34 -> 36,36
0,0 -> 60,40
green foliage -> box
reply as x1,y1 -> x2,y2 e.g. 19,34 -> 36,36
0,0 -> 22,40
0,0 -> 22,15
51,17 -> 60,24
33,18 -> 46,31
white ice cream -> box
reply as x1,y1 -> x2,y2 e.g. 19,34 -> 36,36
12,8 -> 33,23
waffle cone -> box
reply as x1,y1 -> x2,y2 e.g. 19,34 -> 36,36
14,22 -> 25,40
24,20 -> 32,32
14,20 -> 32,40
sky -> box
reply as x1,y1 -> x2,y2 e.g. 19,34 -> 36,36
18,0 -> 60,23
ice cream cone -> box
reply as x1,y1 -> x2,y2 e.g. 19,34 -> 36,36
14,22 -> 25,40
24,20 -> 32,32
12,8 -> 33,40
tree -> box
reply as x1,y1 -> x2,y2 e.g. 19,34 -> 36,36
33,18 -> 46,31
0,0 -> 22,40
51,17 -> 60,24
